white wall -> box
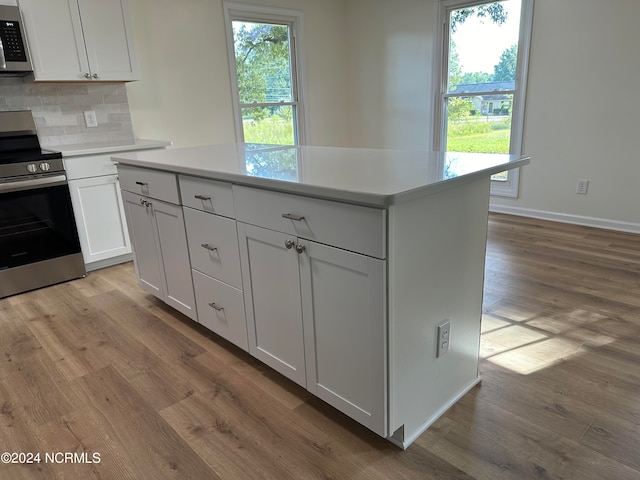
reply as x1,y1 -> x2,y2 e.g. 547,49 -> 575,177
345,0 -> 436,150
491,0 -> 640,231
126,0 -> 350,148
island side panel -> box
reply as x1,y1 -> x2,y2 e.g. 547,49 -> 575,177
387,176 -> 491,446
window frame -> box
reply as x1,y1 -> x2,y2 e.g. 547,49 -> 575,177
223,2 -> 308,145
432,0 -> 535,197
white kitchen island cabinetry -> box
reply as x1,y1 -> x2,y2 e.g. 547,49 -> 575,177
113,144 -> 530,449
235,184 -> 388,435
180,174 -> 248,351
119,165 -> 196,321
18,0 -> 137,81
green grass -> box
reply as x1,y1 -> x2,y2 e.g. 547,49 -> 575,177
447,119 -> 511,154
243,117 -> 294,145
242,114 -> 511,154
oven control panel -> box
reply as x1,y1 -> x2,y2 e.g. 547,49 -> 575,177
0,159 -> 64,181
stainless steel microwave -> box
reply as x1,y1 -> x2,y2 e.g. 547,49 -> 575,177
0,5 -> 32,75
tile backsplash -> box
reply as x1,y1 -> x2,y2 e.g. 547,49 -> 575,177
0,79 -> 134,148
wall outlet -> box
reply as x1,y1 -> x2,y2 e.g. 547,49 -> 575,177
84,110 -> 98,128
576,179 -> 589,195
436,320 -> 451,358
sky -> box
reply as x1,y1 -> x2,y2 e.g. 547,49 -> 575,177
452,0 -> 522,74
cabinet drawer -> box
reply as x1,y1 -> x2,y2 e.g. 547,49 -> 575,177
193,270 -> 248,351
233,186 -> 386,259
184,207 -> 242,289
179,175 -> 235,218
64,154 -> 117,180
117,164 -> 179,204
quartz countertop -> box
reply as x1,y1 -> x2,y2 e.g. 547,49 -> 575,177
52,138 -> 172,157
113,143 -> 530,207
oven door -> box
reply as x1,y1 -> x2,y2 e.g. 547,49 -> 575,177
0,174 -> 85,297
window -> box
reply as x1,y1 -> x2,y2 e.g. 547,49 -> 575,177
224,2 -> 306,146
434,0 -> 534,197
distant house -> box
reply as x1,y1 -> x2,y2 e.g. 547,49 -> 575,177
449,81 -> 515,116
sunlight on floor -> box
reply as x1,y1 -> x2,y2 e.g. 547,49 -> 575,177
480,308 -> 617,375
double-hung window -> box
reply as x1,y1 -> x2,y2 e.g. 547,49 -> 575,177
224,2 -> 305,146
434,0 -> 534,197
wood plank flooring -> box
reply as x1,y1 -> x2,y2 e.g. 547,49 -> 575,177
0,213 -> 639,479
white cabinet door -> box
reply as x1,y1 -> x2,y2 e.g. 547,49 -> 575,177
300,241 -> 387,436
77,0 -> 137,81
19,0 -> 89,81
122,190 -> 196,320
121,190 -> 163,297
18,0 -> 137,81
152,199 -> 196,321
68,175 -> 131,265
238,223 -> 306,387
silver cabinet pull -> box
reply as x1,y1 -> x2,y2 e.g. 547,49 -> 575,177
135,181 -> 147,186
93,73 -> 99,79
295,244 -> 306,254
201,243 -> 218,252
84,73 -> 91,79
195,194 -> 211,201
139,198 -> 151,207
282,213 -> 305,222
285,239 -> 295,250
208,302 -> 224,311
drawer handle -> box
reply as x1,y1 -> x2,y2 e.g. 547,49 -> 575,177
201,243 -> 218,252
282,213 -> 305,222
195,194 -> 211,201
208,302 -> 224,311
135,181 -> 148,186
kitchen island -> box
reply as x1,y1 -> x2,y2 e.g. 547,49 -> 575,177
113,143 -> 530,448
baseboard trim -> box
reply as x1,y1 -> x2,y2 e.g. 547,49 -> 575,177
388,376 -> 482,450
85,253 -> 133,272
489,204 -> 640,235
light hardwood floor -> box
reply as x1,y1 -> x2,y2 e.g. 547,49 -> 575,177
0,213 -> 638,479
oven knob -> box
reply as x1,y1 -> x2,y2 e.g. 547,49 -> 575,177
39,162 -> 51,172
26,163 -> 38,173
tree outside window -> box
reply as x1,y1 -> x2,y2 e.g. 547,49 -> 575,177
224,4 -> 305,146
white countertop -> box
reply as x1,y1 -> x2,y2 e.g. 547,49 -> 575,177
52,138 -> 172,157
113,143 -> 530,207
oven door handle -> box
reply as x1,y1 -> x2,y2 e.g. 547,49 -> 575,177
0,174 -> 68,194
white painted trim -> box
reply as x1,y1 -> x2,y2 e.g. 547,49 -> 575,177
489,204 -> 640,234
387,376 -> 482,450
85,253 -> 133,272
490,167 -> 520,198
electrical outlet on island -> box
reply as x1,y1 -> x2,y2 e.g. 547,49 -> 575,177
436,320 -> 451,358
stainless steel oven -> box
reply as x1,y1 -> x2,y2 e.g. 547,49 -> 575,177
0,110 -> 85,298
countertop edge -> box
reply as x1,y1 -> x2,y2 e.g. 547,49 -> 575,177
113,153 -> 530,208
52,139 -> 172,157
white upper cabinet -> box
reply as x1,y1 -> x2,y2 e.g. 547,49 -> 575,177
18,0 -> 138,81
